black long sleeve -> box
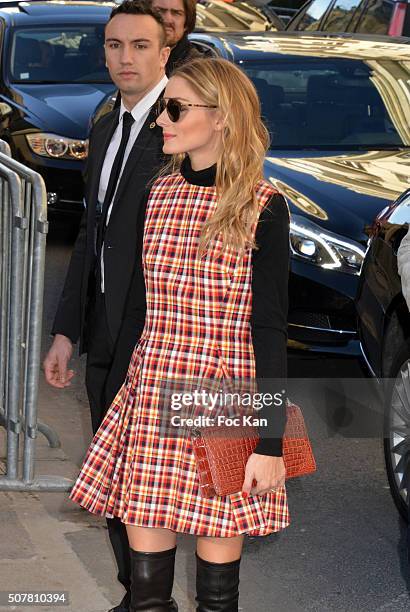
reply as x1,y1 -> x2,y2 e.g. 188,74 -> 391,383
251,193 -> 290,457
51,208 -> 87,344
51,123 -> 95,344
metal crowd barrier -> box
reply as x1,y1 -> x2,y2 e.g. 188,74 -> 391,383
0,140 -> 11,156
0,140 -> 71,491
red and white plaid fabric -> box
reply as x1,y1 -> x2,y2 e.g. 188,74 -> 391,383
69,173 -> 290,537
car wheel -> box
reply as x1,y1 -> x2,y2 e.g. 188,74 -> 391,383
385,341 -> 410,522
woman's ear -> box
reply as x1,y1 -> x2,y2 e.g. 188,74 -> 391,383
214,111 -> 226,132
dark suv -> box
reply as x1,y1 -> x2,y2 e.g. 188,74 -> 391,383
286,0 -> 410,37
0,1 -> 115,218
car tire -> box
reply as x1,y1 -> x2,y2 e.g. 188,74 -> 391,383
384,340 -> 410,522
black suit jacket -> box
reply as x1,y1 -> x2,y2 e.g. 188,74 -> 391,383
52,96 -> 165,355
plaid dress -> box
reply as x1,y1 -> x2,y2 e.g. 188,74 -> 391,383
69,168 -> 290,537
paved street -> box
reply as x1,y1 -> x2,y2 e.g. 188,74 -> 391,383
1,222 -> 410,611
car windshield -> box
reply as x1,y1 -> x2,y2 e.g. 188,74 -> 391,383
196,1 -> 274,32
8,26 -> 112,84
242,58 -> 410,149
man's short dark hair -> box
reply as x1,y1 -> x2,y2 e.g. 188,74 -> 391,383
107,0 -> 167,47
182,0 -> 196,35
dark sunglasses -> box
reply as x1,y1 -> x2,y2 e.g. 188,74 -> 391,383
157,97 -> 217,123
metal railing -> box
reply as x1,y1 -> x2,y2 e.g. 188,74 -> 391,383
0,140 -> 72,491
0,140 -> 11,156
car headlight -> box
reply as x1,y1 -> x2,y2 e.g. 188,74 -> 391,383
290,214 -> 365,275
26,133 -> 88,160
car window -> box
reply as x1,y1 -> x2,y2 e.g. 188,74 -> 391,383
189,40 -> 219,57
9,26 -> 111,84
354,0 -> 394,33
291,0 -> 332,31
386,193 -> 410,225
321,0 -> 362,31
195,1 -> 275,31
241,58 -> 410,149
344,0 -> 369,29
0,20 -> 4,56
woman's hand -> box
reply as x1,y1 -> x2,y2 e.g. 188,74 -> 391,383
242,453 -> 285,497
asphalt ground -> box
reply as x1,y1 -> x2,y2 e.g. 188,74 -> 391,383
1,221 -> 410,612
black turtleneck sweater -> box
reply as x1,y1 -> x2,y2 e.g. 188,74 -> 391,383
110,158 -> 290,457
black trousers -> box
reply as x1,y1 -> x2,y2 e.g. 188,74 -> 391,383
85,290 -> 131,599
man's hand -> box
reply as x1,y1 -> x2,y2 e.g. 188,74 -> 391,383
43,334 -> 75,388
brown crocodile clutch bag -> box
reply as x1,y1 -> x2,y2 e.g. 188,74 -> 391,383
191,401 -> 316,497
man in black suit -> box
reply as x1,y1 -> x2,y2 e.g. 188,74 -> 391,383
43,2 -> 170,610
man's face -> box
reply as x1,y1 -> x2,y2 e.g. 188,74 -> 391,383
105,14 -> 169,100
151,0 -> 186,48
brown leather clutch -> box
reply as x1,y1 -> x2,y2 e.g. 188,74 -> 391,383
191,401 -> 316,498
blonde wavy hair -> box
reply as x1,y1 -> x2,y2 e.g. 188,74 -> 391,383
164,57 -> 270,255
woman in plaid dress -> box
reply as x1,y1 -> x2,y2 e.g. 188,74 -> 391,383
70,57 -> 290,611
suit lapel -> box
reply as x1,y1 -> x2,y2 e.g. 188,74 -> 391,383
109,103 -> 162,213
88,108 -> 120,217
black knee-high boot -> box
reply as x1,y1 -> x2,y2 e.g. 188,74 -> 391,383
195,553 -> 241,612
129,546 -> 178,612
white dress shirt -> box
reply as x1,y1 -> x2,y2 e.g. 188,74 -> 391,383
98,74 -> 168,292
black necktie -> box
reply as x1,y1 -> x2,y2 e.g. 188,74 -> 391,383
97,111 -> 135,249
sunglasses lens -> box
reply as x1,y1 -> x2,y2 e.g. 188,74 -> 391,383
158,99 -> 182,122
167,99 -> 181,122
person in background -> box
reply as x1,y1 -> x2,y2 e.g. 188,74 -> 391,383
151,0 -> 199,74
43,3 -> 171,611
